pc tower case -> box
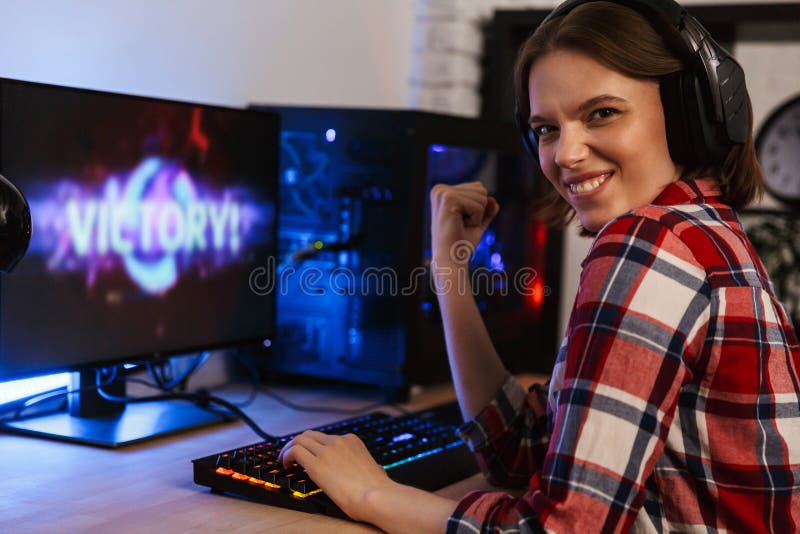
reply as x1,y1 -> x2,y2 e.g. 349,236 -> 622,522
251,106 -> 563,398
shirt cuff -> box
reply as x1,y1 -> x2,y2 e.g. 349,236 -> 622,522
456,373 -> 528,452
446,490 -> 520,534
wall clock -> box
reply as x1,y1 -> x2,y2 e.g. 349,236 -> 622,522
756,94 -> 800,209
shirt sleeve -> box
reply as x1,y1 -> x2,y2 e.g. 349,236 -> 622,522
447,214 -> 711,534
456,372 -> 551,487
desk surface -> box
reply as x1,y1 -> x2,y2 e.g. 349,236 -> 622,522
0,375 -> 546,533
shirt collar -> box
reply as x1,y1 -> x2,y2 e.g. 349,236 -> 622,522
584,177 -> 724,267
651,177 -> 722,207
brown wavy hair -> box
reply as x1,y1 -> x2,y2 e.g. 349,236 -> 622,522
514,1 -> 764,229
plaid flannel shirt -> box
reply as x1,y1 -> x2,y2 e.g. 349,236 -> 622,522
448,178 -> 800,533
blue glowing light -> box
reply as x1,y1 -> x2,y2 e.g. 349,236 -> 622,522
325,129 -> 336,142
348,327 -> 362,345
382,447 -> 444,470
490,253 -> 505,271
430,145 -> 446,153
285,167 -> 299,185
392,432 -> 416,443
421,301 -> 433,312
0,372 -> 70,405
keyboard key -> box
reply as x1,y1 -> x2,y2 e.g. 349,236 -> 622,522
291,478 -> 319,494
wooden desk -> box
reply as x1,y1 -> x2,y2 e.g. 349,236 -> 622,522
0,375 -> 547,533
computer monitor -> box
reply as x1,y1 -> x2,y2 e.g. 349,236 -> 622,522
0,78 -> 279,446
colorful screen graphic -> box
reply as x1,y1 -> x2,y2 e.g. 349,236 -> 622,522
0,79 -> 278,378
28,154 -> 267,295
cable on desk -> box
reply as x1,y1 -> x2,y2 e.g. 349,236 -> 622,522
227,346 -> 410,415
234,351 -> 409,415
128,349 -> 258,409
104,372 -> 276,441
146,351 -> 211,391
228,349 -> 408,415
258,387 -> 410,416
221,348 -> 265,408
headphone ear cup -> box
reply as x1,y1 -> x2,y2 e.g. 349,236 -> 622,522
685,65 -> 726,164
661,62 -> 738,167
685,57 -> 744,164
716,56 -> 748,144
660,71 -> 696,167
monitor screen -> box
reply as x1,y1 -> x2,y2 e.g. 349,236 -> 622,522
0,78 -> 278,380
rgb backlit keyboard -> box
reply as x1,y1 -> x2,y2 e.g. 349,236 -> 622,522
192,408 -> 479,517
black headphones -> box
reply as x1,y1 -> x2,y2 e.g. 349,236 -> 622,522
516,0 -> 750,168
0,174 -> 31,273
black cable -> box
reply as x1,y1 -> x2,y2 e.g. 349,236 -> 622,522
258,387 -> 410,416
147,361 -> 167,388
146,351 -> 210,391
96,376 -> 275,441
230,349 -> 408,415
221,349 -> 262,408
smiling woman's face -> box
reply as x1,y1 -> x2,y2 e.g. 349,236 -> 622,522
528,49 -> 681,232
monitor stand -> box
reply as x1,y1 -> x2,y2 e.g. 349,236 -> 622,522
1,369 -> 232,448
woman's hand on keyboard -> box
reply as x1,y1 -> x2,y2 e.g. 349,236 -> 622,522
278,430 -> 393,521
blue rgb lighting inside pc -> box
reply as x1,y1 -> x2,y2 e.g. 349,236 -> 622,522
252,106 -> 563,398
0,78 -> 280,445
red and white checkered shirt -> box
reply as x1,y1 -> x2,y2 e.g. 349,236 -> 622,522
448,178 -> 800,533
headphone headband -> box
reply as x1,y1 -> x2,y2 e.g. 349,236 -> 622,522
544,0 -> 685,28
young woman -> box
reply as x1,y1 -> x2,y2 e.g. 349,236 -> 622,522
279,1 -> 800,532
